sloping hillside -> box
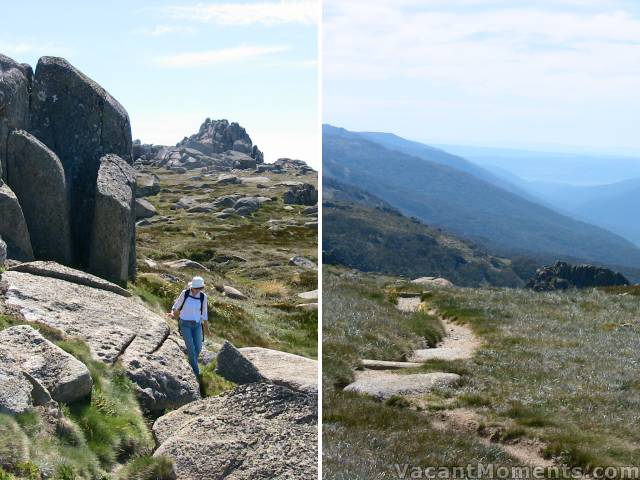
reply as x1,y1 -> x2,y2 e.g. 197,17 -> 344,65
323,125 -> 640,269
323,178 -> 523,287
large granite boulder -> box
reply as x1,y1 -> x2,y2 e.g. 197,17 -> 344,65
0,54 -> 31,181
215,341 -> 265,384
176,118 -> 263,162
0,181 -> 34,260
152,383 -> 317,480
3,267 -> 200,412
89,154 -> 136,285
135,198 -> 157,219
30,56 -> 132,268
6,130 -> 72,263
283,183 -> 317,206
239,347 -> 318,394
0,325 -> 92,404
526,261 -> 630,291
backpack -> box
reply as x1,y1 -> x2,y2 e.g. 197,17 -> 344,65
179,289 -> 205,316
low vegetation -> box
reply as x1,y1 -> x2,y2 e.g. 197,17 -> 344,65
0,314 -> 173,480
323,266 -> 640,477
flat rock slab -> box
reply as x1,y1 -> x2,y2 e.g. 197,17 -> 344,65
153,383 -> 317,480
411,277 -> 454,287
360,359 -> 423,370
396,296 -> 422,313
0,325 -> 92,404
298,289 -> 318,300
3,270 -> 199,411
240,176 -> 270,184
408,320 -> 480,362
344,371 -> 460,400
8,261 -> 131,297
239,347 -> 318,394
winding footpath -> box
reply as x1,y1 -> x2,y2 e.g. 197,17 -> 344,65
349,292 -> 557,469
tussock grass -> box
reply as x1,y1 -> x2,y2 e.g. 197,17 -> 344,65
323,268 -> 444,388
0,314 -> 162,479
255,280 -> 289,299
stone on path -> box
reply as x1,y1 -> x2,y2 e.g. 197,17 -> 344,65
359,359 -> 423,370
411,277 -> 454,288
344,370 -> 460,400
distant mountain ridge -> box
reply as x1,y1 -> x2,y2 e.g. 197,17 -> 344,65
323,178 -> 524,287
323,124 -> 640,270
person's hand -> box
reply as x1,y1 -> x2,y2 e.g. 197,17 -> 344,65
203,322 -> 211,336
167,311 -> 175,319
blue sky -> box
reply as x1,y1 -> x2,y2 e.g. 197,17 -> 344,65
1,0 -> 319,166
324,0 -> 640,156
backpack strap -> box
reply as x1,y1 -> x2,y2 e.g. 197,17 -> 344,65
179,290 -> 206,316
179,289 -> 189,312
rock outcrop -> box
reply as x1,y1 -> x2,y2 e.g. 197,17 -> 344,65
0,54 -> 136,283
2,266 -> 199,411
0,325 -> 92,404
283,183 -> 318,205
30,56 -> 133,270
177,118 -> 263,162
152,383 -> 317,480
135,198 -> 157,219
89,154 -> 136,284
411,277 -> 454,288
0,181 -> 34,260
0,54 -> 31,181
526,261 -> 630,291
215,341 -> 265,384
6,130 -> 72,263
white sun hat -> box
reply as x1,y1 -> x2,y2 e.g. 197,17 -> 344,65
191,276 -> 205,289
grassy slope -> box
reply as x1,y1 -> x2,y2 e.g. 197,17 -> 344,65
135,166 -> 318,358
323,267 -> 640,477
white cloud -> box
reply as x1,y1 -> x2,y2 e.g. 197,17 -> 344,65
161,1 -> 317,26
154,45 -> 289,68
324,2 -> 640,103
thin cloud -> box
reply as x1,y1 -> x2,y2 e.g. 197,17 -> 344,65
154,45 -> 290,68
143,25 -> 198,36
161,1 -> 317,26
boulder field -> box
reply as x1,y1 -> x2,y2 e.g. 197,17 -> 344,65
0,53 -> 135,284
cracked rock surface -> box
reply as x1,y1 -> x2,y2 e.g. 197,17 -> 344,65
153,383 -> 317,480
2,268 -> 199,411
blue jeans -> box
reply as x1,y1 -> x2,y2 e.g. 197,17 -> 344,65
180,320 -> 203,376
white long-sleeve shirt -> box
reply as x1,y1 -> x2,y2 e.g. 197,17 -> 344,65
172,290 -> 208,323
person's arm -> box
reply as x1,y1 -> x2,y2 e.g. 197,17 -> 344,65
202,294 -> 210,334
168,290 -> 185,318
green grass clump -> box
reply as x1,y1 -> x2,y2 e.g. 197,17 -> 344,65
199,359 -> 235,398
115,455 -> 176,480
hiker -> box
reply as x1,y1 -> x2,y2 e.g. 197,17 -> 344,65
168,276 -> 210,376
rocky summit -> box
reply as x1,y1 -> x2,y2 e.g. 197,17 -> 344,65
526,261 -> 630,291
0,54 -> 135,284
